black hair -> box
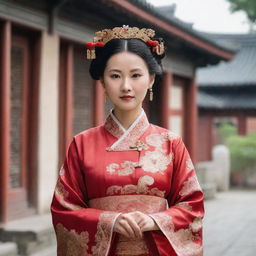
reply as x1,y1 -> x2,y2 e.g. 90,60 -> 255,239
89,38 -> 165,80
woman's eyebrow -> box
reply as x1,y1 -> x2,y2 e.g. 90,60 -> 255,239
108,69 -> 121,73
130,68 -> 143,72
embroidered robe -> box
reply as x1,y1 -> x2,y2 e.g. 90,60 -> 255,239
51,110 -> 204,256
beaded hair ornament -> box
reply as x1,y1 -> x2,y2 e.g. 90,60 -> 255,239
86,25 -> 165,59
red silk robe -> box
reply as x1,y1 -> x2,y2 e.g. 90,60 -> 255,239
51,110 -> 204,256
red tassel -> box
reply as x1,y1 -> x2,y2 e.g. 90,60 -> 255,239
146,40 -> 159,47
95,42 -> 105,47
86,42 -> 95,50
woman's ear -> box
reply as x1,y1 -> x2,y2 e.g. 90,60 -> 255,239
149,74 -> 155,89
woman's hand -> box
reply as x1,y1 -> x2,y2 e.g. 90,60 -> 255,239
129,211 -> 159,232
113,211 -> 159,239
113,213 -> 143,239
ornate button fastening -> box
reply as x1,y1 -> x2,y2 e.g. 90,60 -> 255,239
129,141 -> 148,151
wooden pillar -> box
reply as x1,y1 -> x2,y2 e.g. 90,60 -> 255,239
197,114 -> 213,162
186,76 -> 198,162
59,43 -> 74,167
238,113 -> 246,135
94,80 -> 105,126
0,21 -> 11,223
161,71 -> 172,129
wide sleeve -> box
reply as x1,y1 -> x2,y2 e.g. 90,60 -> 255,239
51,138 -> 121,256
149,136 -> 204,256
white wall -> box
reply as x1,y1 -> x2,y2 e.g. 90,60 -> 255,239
37,31 -> 59,213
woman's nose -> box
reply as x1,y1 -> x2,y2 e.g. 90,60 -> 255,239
121,78 -> 132,91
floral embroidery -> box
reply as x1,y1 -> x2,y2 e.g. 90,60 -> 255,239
106,175 -> 165,197
59,166 -> 65,176
190,217 -> 202,232
104,114 -> 124,139
150,213 -> 202,256
55,223 -> 90,256
139,150 -> 173,174
186,158 -> 194,172
92,212 -> 121,256
175,202 -> 193,211
166,131 -> 180,141
179,176 -> 202,197
89,195 -> 168,214
146,133 -> 167,147
55,179 -> 82,210
106,163 -> 119,174
106,161 -> 138,176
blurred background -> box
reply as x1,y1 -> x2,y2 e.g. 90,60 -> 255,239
0,0 -> 255,255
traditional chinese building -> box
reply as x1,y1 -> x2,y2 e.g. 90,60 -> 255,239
0,0 -> 234,234
197,33 -> 256,161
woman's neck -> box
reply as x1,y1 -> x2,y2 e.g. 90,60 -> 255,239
113,108 -> 143,130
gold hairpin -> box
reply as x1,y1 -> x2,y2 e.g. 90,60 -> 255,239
86,25 -> 164,59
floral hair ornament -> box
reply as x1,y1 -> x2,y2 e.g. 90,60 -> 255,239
86,25 -> 165,59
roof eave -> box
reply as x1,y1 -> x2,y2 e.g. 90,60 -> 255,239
106,0 -> 235,61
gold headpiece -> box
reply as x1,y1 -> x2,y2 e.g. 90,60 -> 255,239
86,25 -> 165,59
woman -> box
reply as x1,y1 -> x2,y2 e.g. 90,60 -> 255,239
51,25 -> 204,256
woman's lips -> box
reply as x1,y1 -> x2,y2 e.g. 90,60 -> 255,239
120,95 -> 134,100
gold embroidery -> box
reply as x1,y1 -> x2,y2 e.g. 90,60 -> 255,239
129,140 -> 149,151
106,161 -> 138,176
59,166 -> 65,176
55,179 -> 82,210
146,133 -> 167,147
104,114 -> 124,139
92,212 -> 120,256
106,163 -> 120,174
139,150 -> 173,174
116,235 -> 149,255
89,195 -> 167,214
105,111 -> 150,151
166,131 -> 180,141
186,158 -> 195,172
106,175 -> 165,197
179,176 -> 202,197
175,202 -> 193,211
55,223 -> 90,256
150,213 -> 203,256
190,217 -> 202,232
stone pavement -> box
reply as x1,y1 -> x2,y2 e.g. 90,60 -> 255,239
203,190 -> 256,256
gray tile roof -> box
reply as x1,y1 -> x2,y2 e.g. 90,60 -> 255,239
198,90 -> 256,109
197,33 -> 256,86
131,0 -> 236,54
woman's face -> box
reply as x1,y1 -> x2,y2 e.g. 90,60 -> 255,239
102,51 -> 155,113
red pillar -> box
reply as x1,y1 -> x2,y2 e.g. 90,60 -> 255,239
59,43 -> 74,167
238,113 -> 246,135
161,71 -> 172,129
186,76 -> 198,162
0,21 -> 11,223
94,80 -> 105,126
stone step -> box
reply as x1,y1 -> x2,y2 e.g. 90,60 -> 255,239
30,245 -> 56,256
0,242 -> 18,256
0,214 -> 56,256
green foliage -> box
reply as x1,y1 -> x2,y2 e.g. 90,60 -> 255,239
217,122 -> 237,143
227,132 -> 256,173
217,122 -> 256,174
226,0 -> 256,25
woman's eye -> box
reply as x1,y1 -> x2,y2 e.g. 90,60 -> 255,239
132,73 -> 142,78
110,74 -> 120,79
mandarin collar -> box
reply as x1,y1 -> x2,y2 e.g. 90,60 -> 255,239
104,109 -> 150,151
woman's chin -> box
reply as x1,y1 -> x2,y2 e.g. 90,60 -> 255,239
114,104 -> 141,113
